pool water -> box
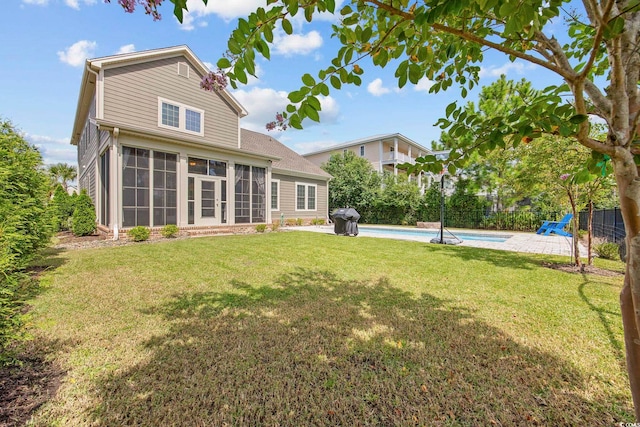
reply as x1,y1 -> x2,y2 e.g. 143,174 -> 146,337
358,227 -> 512,243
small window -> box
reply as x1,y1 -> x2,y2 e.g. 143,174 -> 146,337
295,183 -> 317,211
360,145 -> 365,156
185,109 -> 201,133
296,185 -> 306,210
271,180 -> 279,210
161,102 -> 180,128
208,160 -> 226,177
188,157 -> 208,175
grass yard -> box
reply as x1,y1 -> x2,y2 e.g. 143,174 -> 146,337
20,232 -> 633,425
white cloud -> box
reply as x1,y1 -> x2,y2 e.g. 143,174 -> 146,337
26,134 -> 76,166
293,140 -> 340,155
414,78 -> 434,93
367,78 -> 391,96
479,61 -> 535,79
180,0 -> 265,27
235,87 -> 291,132
65,0 -> 96,9
273,31 -> 323,56
179,12 -> 196,31
22,0 -> 49,5
57,40 -> 97,67
116,44 -> 136,54
234,87 -> 339,132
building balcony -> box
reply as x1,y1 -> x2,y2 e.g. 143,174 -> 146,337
381,152 -> 415,164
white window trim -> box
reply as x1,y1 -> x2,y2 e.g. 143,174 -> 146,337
271,179 -> 280,211
360,145 -> 365,156
157,97 -> 204,137
295,182 -> 317,211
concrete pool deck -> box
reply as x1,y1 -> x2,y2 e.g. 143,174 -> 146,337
289,225 -> 587,257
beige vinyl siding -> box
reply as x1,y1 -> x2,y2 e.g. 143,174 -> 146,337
273,173 -> 328,221
103,56 -> 239,149
78,96 -> 100,204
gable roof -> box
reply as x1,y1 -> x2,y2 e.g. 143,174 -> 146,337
241,129 -> 331,180
70,45 -> 247,145
302,133 -> 433,156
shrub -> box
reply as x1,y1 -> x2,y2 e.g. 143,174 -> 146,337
50,185 -> 74,231
161,224 -> 179,238
128,226 -> 150,242
296,218 -> 304,226
256,224 -> 267,233
271,221 -> 280,231
285,218 -> 297,226
0,119 -> 52,363
311,218 -> 326,225
594,242 -> 620,260
71,191 -> 97,236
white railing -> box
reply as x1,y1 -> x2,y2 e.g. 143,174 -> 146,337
382,152 -> 415,164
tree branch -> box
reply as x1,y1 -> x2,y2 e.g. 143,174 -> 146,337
579,0 -> 615,80
361,0 -> 574,80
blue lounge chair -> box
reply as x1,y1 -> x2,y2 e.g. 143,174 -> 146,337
536,213 -> 573,236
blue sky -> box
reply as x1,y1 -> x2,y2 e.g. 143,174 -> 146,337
2,0 -> 568,166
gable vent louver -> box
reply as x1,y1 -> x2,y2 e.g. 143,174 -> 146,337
177,62 -> 189,78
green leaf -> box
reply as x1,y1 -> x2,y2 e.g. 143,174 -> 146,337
325,0 -> 336,13
173,0 -> 185,23
234,63 -> 248,84
445,102 -> 457,117
408,63 -> 421,84
287,1 -> 298,16
330,75 -> 342,89
569,114 -> 588,124
288,90 -> 306,103
302,73 -> 316,86
228,38 -> 242,55
282,19 -> 293,35
603,16 -> 625,39
304,103 -> 320,122
263,25 -> 274,43
289,114 -> 303,129
217,57 -> 232,69
340,5 -> 352,15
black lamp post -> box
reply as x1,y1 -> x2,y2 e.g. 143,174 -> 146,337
440,173 -> 445,244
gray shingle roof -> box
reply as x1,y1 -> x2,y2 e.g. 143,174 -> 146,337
240,129 -> 331,179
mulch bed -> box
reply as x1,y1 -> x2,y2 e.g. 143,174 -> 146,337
542,262 -> 624,277
0,349 -> 65,427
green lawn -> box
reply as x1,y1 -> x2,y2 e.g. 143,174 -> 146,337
26,232 -> 632,425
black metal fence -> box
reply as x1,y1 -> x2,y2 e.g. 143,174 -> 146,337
434,207 -> 626,239
443,209 -> 561,232
578,207 -> 625,243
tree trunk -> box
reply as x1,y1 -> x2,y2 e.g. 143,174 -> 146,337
567,190 -> 582,268
587,200 -> 593,266
613,158 -> 640,420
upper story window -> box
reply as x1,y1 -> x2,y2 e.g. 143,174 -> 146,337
360,145 -> 365,156
158,97 -> 204,136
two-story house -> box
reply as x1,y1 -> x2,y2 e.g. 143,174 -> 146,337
70,46 -> 331,239
303,134 -> 447,191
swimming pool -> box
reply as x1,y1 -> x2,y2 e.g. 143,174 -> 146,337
357,226 -> 513,243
